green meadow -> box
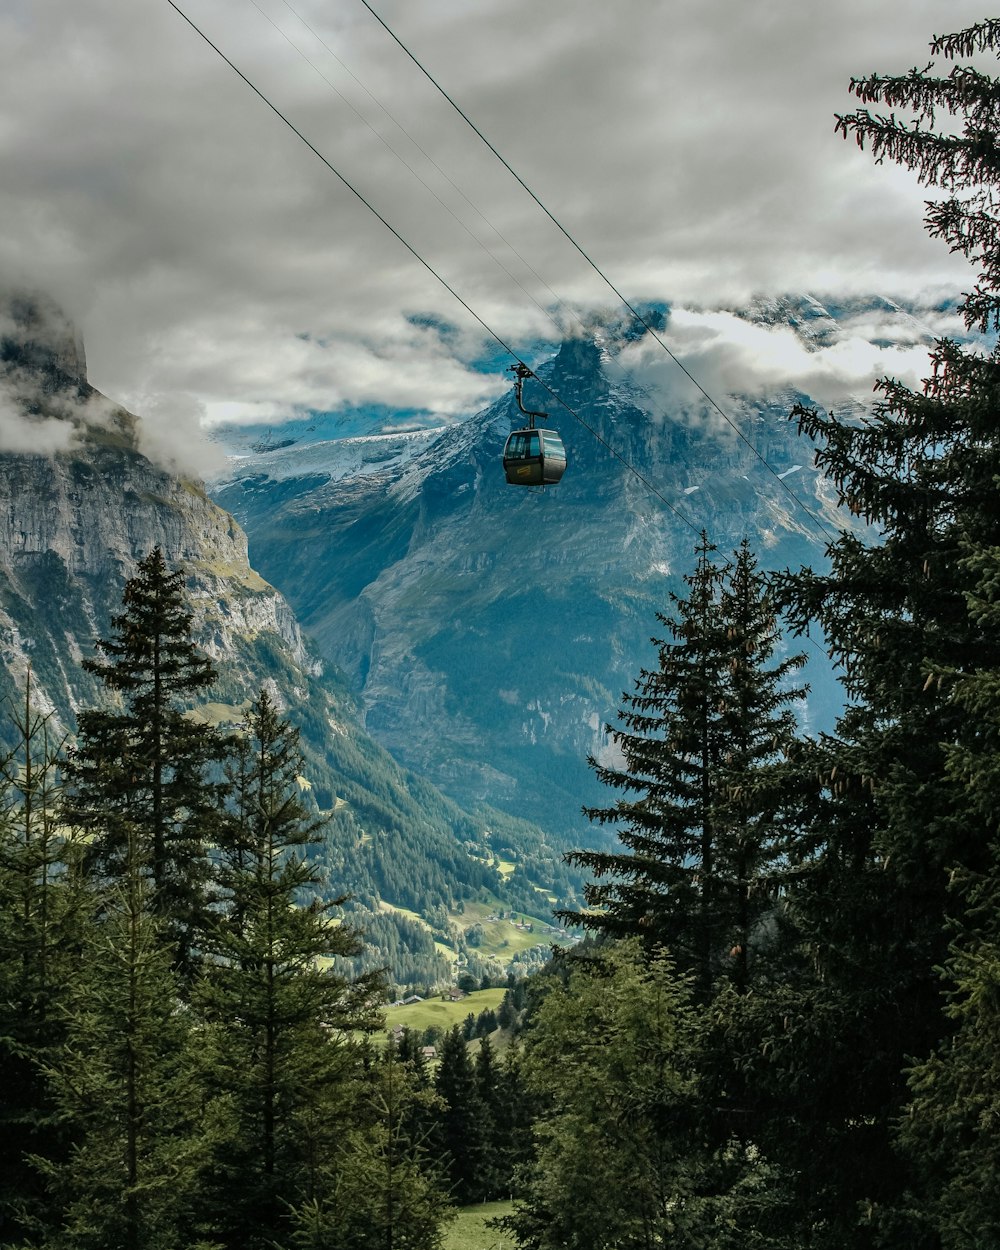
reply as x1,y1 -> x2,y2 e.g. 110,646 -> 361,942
443,1201 -> 514,1250
384,987 -> 506,1035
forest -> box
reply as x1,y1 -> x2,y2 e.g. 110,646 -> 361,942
4,16 -> 1000,1250
0,547 -> 539,1248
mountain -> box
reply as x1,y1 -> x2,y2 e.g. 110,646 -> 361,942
211,298 -> 877,846
0,292 -> 569,989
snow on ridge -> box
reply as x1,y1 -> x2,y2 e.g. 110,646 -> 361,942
216,426 -> 448,485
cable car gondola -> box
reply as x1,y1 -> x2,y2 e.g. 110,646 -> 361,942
502,363 -> 567,486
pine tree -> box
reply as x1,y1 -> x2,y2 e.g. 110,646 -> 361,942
563,537 -> 805,994
507,942 -> 739,1250
762,19 -> 1000,1244
36,828 -> 204,1250
491,1045 -> 533,1198
433,1025 -> 489,1204
0,676 -> 87,1241
290,1042 -> 448,1250
62,547 -> 228,977
194,689 -> 383,1250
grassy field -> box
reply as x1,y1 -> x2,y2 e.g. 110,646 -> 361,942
384,987 -> 506,1035
378,895 -> 560,972
450,899 -> 558,960
443,1200 -> 514,1250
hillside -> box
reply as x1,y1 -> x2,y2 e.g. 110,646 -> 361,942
0,292 -> 568,988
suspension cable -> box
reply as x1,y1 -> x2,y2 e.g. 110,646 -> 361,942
164,0 -> 704,538
355,0 -> 839,544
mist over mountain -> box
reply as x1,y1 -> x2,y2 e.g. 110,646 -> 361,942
210,297 -> 878,844
0,292 -> 572,989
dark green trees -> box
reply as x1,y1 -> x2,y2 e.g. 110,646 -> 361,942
63,547 -> 227,973
0,552 -> 455,1250
195,688 -> 382,1250
0,678 -> 85,1242
522,538 -> 810,1246
564,537 -> 805,994
314,1042 -> 448,1250
433,1025 -> 490,1204
764,19 -> 1000,1244
38,854 -> 203,1250
506,942 -> 706,1250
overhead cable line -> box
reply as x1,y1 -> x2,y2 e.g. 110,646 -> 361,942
242,0 -> 561,331
252,0 -> 771,476
248,0 -> 838,565
163,0 -> 703,540
356,0 -> 840,545
270,0 -> 577,324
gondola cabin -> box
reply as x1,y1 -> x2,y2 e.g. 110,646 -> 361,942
503,362 -> 567,486
503,427 -> 567,486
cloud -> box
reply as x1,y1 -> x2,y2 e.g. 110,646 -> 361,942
616,303 -> 945,425
0,0 -> 992,432
131,390 -> 228,480
0,402 -> 78,456
0,365 -> 118,457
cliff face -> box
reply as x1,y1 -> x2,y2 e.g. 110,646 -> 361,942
0,293 -> 312,731
0,296 -> 571,991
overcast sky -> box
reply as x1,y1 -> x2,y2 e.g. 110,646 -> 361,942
1,0 -> 993,472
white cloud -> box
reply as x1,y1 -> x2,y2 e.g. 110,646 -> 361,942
0,402 -> 78,455
0,0 -> 992,435
130,390 -> 228,479
0,365 -> 118,458
617,304 -> 943,423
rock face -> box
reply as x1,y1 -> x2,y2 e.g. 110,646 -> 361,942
0,293 -> 314,734
0,296 -> 563,990
213,306 -> 866,845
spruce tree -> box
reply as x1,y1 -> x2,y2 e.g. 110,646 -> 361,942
292,1042 -> 448,1250
194,688 -> 382,1250
506,942 -> 745,1250
433,1025 -> 489,1203
0,677 -> 86,1241
36,828 -> 204,1250
62,547 -> 227,976
564,537 -> 805,994
762,19 -> 1000,1244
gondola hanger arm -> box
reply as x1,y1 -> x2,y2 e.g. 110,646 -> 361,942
509,363 -> 548,429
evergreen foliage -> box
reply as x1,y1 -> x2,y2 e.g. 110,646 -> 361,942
433,1026 -> 490,1205
37,833 -> 203,1250
294,1043 -> 448,1250
507,943 -> 727,1250
563,537 -> 805,994
519,19 -> 1000,1250
0,677 -> 85,1243
62,547 -> 229,977
0,557 -> 453,1250
765,20 -> 1000,1242
193,688 -> 383,1250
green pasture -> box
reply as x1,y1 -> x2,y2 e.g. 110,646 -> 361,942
376,892 -> 560,978
450,899 -> 558,960
384,987 -> 506,1035
443,1200 -> 514,1250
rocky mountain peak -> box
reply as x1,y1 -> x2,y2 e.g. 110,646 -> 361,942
1,289 -> 88,388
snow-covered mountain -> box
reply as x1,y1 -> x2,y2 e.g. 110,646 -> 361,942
211,302 -> 874,844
